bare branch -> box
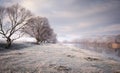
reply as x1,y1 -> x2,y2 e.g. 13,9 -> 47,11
0,18 -> 7,38
11,32 -> 25,42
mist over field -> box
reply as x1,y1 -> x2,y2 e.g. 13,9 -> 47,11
0,0 -> 120,73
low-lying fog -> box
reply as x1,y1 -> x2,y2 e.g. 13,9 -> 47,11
63,43 -> 120,61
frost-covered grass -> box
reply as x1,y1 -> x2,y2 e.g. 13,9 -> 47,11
0,43 -> 120,73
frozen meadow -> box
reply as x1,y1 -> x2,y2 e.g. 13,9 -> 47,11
0,43 -> 120,73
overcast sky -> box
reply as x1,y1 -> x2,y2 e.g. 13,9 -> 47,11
0,0 -> 120,41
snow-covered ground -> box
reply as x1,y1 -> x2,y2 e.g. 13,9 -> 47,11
0,43 -> 120,73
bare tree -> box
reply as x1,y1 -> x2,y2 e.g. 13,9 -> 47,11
0,4 -> 32,48
23,16 -> 57,44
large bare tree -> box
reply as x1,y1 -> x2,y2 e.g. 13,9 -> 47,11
0,4 -> 32,48
23,16 -> 57,44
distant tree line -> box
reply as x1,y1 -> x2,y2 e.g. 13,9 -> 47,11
72,35 -> 120,48
0,4 -> 57,48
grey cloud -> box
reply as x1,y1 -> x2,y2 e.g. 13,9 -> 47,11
0,0 -> 120,41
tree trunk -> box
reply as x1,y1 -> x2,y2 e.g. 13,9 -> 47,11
6,37 -> 12,49
36,40 -> 39,44
36,38 -> 39,44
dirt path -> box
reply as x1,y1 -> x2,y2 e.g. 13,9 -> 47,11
0,44 -> 120,73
